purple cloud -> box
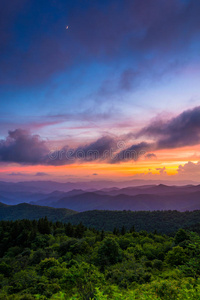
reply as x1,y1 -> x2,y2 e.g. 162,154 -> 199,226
138,106 -> 200,149
110,142 -> 153,163
0,129 -> 49,164
48,136 -> 117,165
1,106 -> 200,165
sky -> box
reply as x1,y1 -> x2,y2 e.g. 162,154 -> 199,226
1,0 -> 200,182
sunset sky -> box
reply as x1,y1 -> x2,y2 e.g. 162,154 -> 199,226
1,0 -> 200,182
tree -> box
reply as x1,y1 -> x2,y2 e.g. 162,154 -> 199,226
39,258 -> 59,273
100,229 -> 105,241
65,222 -> 74,237
121,226 -> 126,235
38,217 -> 51,234
63,262 -> 105,300
130,225 -> 135,233
97,238 -> 121,269
113,227 -> 118,235
165,246 -> 187,266
75,222 -> 86,238
174,229 -> 190,245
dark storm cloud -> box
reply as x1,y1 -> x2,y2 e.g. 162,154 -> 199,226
1,0 -> 200,85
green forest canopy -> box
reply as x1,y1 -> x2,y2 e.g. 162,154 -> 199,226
1,218 -> 200,299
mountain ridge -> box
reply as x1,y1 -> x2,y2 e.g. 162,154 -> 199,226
1,202 -> 200,234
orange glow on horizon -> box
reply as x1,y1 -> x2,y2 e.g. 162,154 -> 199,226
0,144 -> 200,181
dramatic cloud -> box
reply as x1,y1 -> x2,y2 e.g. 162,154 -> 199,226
0,130 -> 117,165
1,106 -> 200,166
0,129 -> 49,164
0,130 -> 149,165
138,106 -> 200,149
48,136 -> 117,165
110,142 -> 153,163
108,106 -> 200,163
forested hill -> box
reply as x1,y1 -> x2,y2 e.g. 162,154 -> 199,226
1,202 -> 200,234
0,202 -> 77,222
66,210 -> 200,234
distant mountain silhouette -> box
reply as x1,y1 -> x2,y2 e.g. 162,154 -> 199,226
1,181 -> 200,212
30,185 -> 200,212
0,179 -> 198,194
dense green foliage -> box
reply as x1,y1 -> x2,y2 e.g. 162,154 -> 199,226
1,219 -> 200,299
66,210 -> 200,234
2,203 -> 200,234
